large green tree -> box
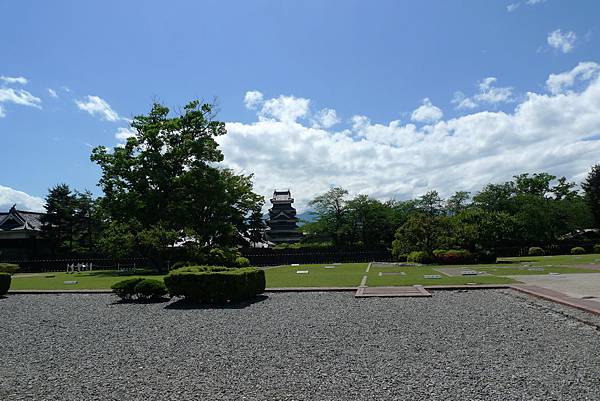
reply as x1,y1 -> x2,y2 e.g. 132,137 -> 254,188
582,164 -> 600,228
91,100 -> 263,270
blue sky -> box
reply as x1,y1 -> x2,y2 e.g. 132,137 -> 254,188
2,0 -> 600,211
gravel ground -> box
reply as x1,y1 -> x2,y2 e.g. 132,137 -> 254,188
1,290 -> 600,401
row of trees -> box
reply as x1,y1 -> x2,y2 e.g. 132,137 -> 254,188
302,170 -> 600,256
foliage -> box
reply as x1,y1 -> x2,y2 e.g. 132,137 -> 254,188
407,251 -> 432,264
41,184 -> 100,255
234,257 -> 251,267
570,246 -> 586,255
432,249 -> 474,265
91,101 -> 263,271
111,278 -> 144,300
528,247 -> 544,256
133,279 -> 168,300
164,266 -> 266,303
274,241 -> 333,250
582,164 -> 600,228
594,244 -> 600,254
307,187 -> 349,246
0,273 -> 10,295
0,263 -> 20,274
392,213 -> 451,255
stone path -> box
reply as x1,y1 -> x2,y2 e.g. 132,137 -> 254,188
355,285 -> 431,298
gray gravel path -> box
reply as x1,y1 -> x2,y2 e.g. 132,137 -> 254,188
1,290 -> 599,401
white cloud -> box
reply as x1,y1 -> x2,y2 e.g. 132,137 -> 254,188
453,77 -> 513,110
75,95 -> 121,121
0,88 -> 42,109
244,90 -> 264,110
258,94 -> 310,123
313,108 -> 340,128
0,105 -> 5,118
526,0 -> 546,4
546,61 -> 600,94
0,76 -> 28,85
411,98 -> 443,123
115,126 -> 136,142
507,3 -> 520,12
547,29 -> 577,53
451,92 -> 478,110
47,88 -> 58,98
0,185 -> 45,212
218,64 -> 600,210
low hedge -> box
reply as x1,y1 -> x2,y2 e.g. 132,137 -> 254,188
594,244 -> 600,254
528,247 -> 544,256
433,249 -> 474,265
0,263 -> 20,274
571,246 -> 586,255
0,272 -> 11,296
111,277 -> 168,301
164,266 -> 266,304
407,251 -> 431,264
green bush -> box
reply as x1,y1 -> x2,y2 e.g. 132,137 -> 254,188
396,253 -> 408,262
164,266 -> 266,304
234,257 -> 251,268
111,277 -> 144,300
594,244 -> 600,254
0,272 -> 11,296
407,251 -> 431,264
0,263 -> 20,274
475,250 -> 497,264
528,247 -> 544,256
134,279 -> 168,301
432,249 -> 474,265
571,246 -> 586,255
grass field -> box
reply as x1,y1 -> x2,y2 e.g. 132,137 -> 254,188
10,270 -> 165,290
8,254 -> 600,290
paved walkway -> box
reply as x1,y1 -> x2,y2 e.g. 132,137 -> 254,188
507,273 -> 600,303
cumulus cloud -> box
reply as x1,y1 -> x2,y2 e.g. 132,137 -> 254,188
313,108 -> 340,128
258,94 -> 310,123
507,3 -> 519,12
0,185 -> 45,212
411,98 -> 443,123
244,90 -> 264,110
47,88 -> 58,98
453,77 -> 513,110
546,61 -> 600,94
75,95 -> 121,121
0,76 -> 28,85
219,64 -> 600,210
547,29 -> 577,53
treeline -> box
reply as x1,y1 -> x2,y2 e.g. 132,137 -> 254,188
301,170 -> 600,257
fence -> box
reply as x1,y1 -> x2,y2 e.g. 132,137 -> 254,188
241,248 -> 393,266
0,258 -> 147,273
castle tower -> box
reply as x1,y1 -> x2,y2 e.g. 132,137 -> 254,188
265,190 -> 303,244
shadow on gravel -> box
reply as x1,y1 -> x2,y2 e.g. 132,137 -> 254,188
110,297 -> 171,305
164,295 -> 269,310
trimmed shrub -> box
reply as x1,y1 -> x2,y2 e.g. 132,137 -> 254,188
475,250 -> 497,264
396,253 -> 408,262
134,279 -> 168,301
0,272 -> 11,296
433,249 -> 474,265
594,244 -> 600,254
407,251 -> 431,264
571,246 -> 586,255
0,263 -> 20,274
164,266 -> 266,304
234,257 -> 251,268
528,247 -> 544,256
111,277 -> 144,300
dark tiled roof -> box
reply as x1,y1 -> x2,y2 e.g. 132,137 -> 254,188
0,209 -> 45,231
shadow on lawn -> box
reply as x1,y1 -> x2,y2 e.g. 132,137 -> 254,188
165,295 -> 269,310
81,269 -> 164,278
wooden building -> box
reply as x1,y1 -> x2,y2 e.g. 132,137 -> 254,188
265,190 -> 303,244
0,205 -> 46,259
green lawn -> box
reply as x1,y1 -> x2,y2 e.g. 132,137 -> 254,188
9,254 -> 600,290
265,263 -> 367,288
10,270 -> 165,290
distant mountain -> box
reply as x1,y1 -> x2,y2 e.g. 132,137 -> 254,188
296,211 -> 317,226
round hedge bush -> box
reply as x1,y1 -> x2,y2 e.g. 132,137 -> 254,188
528,247 -> 544,256
0,263 -> 20,274
571,246 -> 586,255
111,277 -> 144,301
593,244 -> 600,254
234,257 -> 251,268
0,272 -> 11,296
164,265 -> 266,304
134,279 -> 168,301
